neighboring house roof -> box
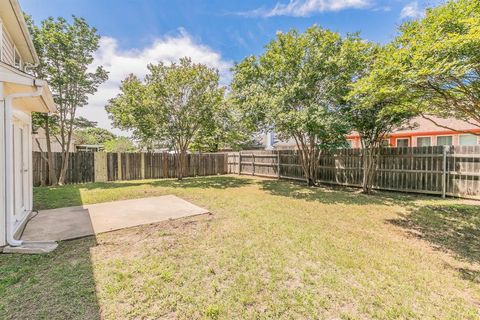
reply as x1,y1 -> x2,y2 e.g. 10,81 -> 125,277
348,115 -> 480,138
0,0 -> 38,64
265,115 -> 480,149
393,116 -> 480,134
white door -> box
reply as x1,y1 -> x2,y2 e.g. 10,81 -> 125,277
12,120 -> 29,223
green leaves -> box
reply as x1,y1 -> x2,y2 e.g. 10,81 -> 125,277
103,137 -> 136,153
391,0 -> 480,124
106,58 -> 225,152
28,16 -> 108,109
231,26 -> 364,149
74,128 -> 116,146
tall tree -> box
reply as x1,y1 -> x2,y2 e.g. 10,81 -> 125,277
347,46 -> 414,193
390,0 -> 480,129
106,58 -> 224,179
28,16 -> 108,184
232,26 -> 366,186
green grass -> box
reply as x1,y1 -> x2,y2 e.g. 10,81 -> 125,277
2,175 -> 480,319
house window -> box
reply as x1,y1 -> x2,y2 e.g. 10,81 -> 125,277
459,134 -> 478,146
396,138 -> 409,147
381,139 -> 390,147
437,136 -> 453,146
14,48 -> 22,69
417,137 -> 431,147
346,140 -> 354,148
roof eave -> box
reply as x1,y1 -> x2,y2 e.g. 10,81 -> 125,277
8,0 -> 39,65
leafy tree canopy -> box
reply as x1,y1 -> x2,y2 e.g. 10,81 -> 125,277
231,26 -> 370,184
27,15 -> 108,184
104,137 -> 136,153
387,0 -> 480,126
75,127 -> 116,145
106,57 -> 225,178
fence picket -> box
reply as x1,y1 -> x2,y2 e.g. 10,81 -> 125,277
227,146 -> 480,200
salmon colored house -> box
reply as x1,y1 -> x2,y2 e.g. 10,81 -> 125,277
346,116 -> 480,148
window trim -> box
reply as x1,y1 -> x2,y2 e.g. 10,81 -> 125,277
416,136 -> 432,147
381,139 -> 390,147
459,133 -> 478,146
396,138 -> 409,147
435,135 -> 453,146
346,139 -> 355,148
13,45 -> 22,70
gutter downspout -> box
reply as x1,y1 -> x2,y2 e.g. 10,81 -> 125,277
4,79 -> 45,247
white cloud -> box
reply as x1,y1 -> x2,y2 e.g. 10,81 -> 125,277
244,0 -> 372,17
400,1 -> 423,19
80,30 -> 232,135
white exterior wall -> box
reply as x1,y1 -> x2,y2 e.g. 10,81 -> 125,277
12,108 -> 33,228
0,82 -> 5,247
0,19 -> 16,66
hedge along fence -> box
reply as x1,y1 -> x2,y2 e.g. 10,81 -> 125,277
227,146 -> 480,200
33,152 -> 228,186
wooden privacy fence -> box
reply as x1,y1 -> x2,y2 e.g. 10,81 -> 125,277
227,146 -> 480,199
105,152 -> 228,181
33,152 -> 228,186
33,152 -> 95,186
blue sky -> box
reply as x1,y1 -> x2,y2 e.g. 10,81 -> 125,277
20,0 -> 438,133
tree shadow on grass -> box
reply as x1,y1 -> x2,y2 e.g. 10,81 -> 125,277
0,237 -> 101,319
389,204 -> 480,263
34,176 -> 252,210
389,203 -> 480,283
81,175 -> 252,190
258,179 -> 426,206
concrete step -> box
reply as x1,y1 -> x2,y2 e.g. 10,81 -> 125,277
3,241 -> 58,254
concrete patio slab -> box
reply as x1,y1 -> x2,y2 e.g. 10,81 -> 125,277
21,195 -> 209,241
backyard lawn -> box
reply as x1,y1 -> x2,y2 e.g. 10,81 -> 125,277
1,175 -> 480,319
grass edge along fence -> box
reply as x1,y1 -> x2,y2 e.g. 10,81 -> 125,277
33,152 -> 228,186
227,146 -> 480,200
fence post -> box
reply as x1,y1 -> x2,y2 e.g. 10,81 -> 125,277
442,145 -> 448,198
94,152 -> 108,182
252,153 -> 255,176
238,152 -> 242,175
140,153 -> 145,180
277,150 -> 281,179
117,152 -> 122,181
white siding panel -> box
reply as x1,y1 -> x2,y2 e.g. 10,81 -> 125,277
1,25 -> 15,66
0,88 -> 5,247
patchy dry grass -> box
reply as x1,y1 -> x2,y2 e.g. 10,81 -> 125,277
1,175 -> 480,319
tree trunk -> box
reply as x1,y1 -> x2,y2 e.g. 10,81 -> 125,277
58,114 -> 76,185
43,115 -> 58,185
294,134 -> 318,187
362,146 -> 378,194
57,151 -> 70,185
177,150 -> 187,180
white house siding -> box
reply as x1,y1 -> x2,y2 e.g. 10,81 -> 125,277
0,84 -> 5,246
0,22 -> 15,66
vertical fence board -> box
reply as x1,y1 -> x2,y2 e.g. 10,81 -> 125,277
227,146 -> 480,199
